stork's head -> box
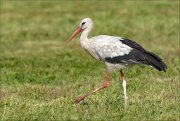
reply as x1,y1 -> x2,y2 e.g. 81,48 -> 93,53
67,18 -> 93,43
79,18 -> 93,30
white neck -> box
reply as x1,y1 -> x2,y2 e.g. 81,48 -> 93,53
80,26 -> 92,42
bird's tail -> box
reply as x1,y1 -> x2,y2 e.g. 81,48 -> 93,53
143,51 -> 167,72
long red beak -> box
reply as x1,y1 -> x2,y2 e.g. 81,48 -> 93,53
67,27 -> 83,43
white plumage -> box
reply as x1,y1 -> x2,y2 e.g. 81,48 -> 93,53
67,18 -> 167,104
90,36 -> 132,61
86,35 -> 133,70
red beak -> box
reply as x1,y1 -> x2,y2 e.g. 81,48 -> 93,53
67,27 -> 83,43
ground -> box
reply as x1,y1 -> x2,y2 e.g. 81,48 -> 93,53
0,1 -> 180,121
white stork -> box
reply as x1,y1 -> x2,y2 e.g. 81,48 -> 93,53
67,18 -> 167,104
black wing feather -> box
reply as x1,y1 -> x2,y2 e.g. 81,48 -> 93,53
105,38 -> 167,72
120,38 -> 145,51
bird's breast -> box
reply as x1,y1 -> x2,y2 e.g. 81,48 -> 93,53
80,40 -> 100,60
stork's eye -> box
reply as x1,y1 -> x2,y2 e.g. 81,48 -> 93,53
81,22 -> 85,26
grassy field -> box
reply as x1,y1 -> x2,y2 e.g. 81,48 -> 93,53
0,1 -> 180,121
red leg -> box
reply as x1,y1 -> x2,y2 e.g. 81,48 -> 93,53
75,71 -> 110,104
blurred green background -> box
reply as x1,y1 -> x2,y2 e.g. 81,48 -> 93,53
0,1 -> 179,121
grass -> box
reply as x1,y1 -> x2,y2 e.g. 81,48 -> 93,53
0,1 -> 180,121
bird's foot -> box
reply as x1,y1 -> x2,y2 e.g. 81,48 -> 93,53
124,96 -> 128,100
122,93 -> 128,100
74,96 -> 86,104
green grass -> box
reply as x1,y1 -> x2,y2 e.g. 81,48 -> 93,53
0,1 -> 180,121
